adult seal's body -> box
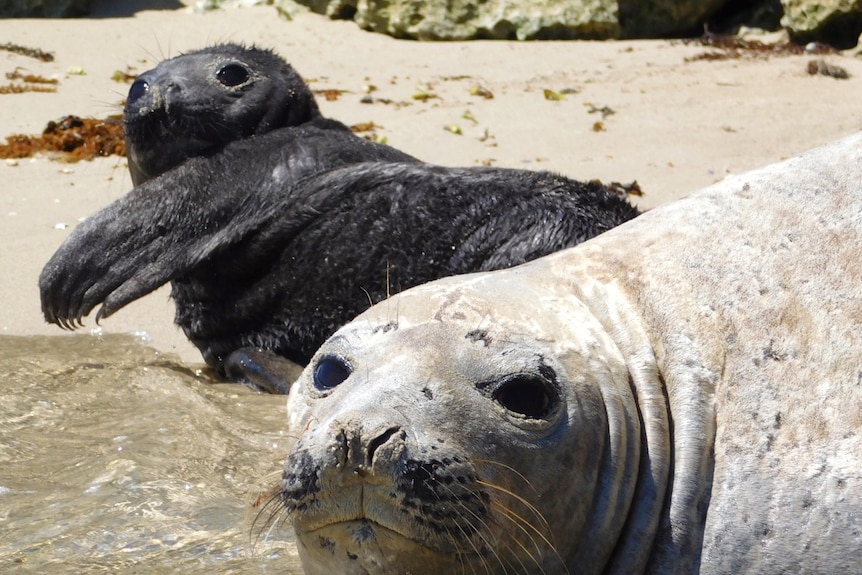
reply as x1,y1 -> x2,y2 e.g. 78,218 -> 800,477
280,133 -> 862,573
39,44 -> 640,392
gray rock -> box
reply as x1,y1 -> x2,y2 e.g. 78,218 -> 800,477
276,0 -> 861,47
283,0 -> 732,41
354,0 -> 620,40
0,0 -> 93,16
781,0 -> 862,48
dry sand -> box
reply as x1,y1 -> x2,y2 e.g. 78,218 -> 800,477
2,2 -> 861,367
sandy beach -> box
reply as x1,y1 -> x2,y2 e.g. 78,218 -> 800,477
2,1 -> 861,367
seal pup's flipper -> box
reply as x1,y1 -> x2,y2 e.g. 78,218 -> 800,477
38,154 -> 280,329
224,348 -> 303,395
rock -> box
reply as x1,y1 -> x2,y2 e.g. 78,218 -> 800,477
0,0 -> 93,16
193,0 -> 272,10
781,0 -> 862,48
618,0 -> 727,38
276,0 -> 861,47
352,0 -> 620,40
282,0 -> 737,40
709,0 -> 785,34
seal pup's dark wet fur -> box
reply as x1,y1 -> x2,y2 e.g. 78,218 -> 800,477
39,43 -> 640,393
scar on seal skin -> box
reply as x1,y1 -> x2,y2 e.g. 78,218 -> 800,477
39,43 -> 640,393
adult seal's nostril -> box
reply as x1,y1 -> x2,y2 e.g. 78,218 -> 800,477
366,426 -> 402,466
330,423 -> 406,475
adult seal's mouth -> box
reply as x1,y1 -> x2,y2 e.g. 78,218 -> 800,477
296,519 -> 461,575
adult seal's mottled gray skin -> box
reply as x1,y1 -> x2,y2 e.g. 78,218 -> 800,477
124,43 -> 323,186
38,45 -> 640,392
280,133 -> 862,573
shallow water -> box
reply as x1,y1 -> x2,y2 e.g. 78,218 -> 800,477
0,334 -> 303,573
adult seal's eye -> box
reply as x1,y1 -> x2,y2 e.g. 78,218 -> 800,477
216,63 -> 250,87
128,78 -> 149,102
491,373 -> 557,419
313,355 -> 352,390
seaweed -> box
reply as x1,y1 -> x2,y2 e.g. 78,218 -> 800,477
0,42 -> 54,62
313,88 -> 349,101
0,115 -> 126,162
684,31 -> 837,61
6,70 -> 58,84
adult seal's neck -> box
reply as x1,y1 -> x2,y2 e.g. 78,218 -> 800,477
563,262 -> 718,574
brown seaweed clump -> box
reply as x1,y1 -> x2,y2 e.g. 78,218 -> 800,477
0,68 -> 59,94
684,31 -> 837,62
0,115 -> 126,162
0,42 -> 54,62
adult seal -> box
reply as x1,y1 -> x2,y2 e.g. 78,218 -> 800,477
279,133 -> 862,573
39,44 -> 640,392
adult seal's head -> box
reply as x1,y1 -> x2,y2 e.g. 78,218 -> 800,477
124,43 -> 321,185
282,275 -> 643,574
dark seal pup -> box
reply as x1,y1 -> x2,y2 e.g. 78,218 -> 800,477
39,44 -> 640,393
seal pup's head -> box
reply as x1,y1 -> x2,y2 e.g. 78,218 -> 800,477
279,266 -> 644,574
124,43 -> 321,185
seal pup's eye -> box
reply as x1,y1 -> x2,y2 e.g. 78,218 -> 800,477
313,355 -> 352,390
216,63 -> 250,87
491,374 -> 557,419
128,78 -> 149,102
